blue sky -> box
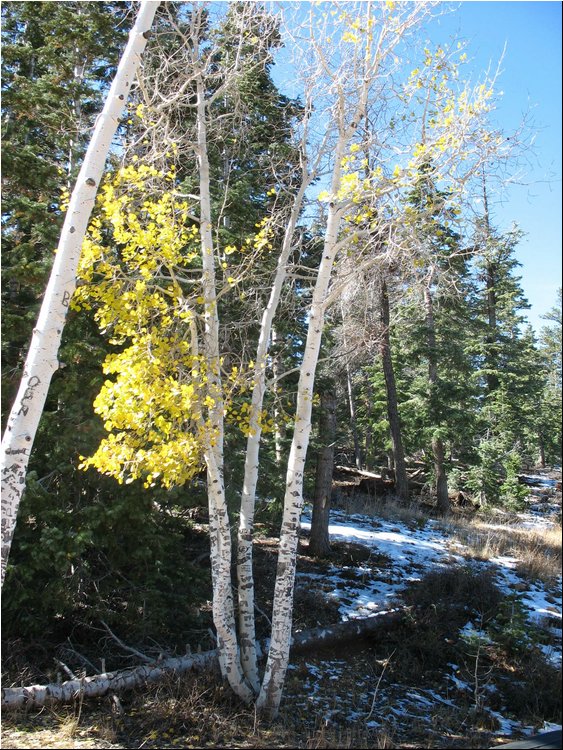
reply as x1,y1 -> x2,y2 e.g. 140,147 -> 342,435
427,1 -> 562,332
272,1 -> 561,333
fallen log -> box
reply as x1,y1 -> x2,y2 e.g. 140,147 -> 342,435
291,608 -> 406,653
2,609 -> 407,711
358,476 -> 395,494
408,479 -> 426,494
1,649 -> 219,712
334,465 -> 383,480
490,729 -> 562,749
407,468 -> 426,481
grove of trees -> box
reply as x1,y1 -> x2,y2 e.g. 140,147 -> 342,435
2,0 -> 561,719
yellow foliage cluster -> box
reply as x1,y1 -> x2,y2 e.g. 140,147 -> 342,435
74,161 -> 280,488
225,399 -> 275,438
78,328 -> 213,487
73,163 -> 213,487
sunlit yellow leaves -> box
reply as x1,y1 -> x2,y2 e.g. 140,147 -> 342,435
225,399 -> 275,438
73,161 -> 215,487
74,157 -> 281,490
80,331 -> 209,487
59,186 -> 71,212
251,217 -> 275,253
342,31 -> 359,44
337,171 -> 360,201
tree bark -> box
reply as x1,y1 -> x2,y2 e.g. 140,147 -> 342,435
309,385 -> 337,558
0,0 -> 160,588
378,277 -> 409,502
346,363 -> 363,470
271,328 -> 285,466
538,434 -> 546,469
237,179 -> 309,692
256,124 -> 351,717
432,435 -> 449,514
1,650 -> 219,712
423,285 -> 449,514
195,58 -> 254,703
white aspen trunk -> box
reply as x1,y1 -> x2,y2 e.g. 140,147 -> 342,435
196,76 -> 224,466
1,650 -> 219,711
237,182 -> 309,691
0,0 -> 160,588
257,135 -> 349,717
271,327 -> 285,466
205,449 -> 254,703
195,72 -> 253,703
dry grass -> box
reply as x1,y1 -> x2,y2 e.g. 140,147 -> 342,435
333,491 -> 431,528
0,669 -> 415,749
336,488 -> 562,586
438,516 -> 562,585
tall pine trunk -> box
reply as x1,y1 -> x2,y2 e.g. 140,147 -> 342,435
0,0 -> 160,587
345,363 -> 363,470
378,277 -> 409,502
308,385 -> 337,558
423,285 -> 449,514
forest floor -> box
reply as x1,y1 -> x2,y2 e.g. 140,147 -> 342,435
2,469 -> 561,749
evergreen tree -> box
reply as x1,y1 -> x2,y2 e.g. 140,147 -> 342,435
467,218 -> 544,505
540,288 -> 562,389
0,3 -> 207,644
1,1 -> 128,416
537,289 -> 562,466
2,0 -> 304,660
393,164 -> 477,510
0,0 -> 134,628
1,3 -> 208,645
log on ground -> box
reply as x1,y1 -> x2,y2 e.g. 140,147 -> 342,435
2,609 -> 407,711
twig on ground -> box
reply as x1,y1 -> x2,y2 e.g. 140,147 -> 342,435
100,620 -> 153,664
365,649 -> 395,723
54,659 -> 78,681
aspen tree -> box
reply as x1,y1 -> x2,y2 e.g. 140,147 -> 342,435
257,1 -> 434,716
65,0 -> 517,719
74,1 -> 302,701
0,0 -> 160,587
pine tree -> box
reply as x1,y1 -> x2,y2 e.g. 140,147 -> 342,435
467,217 -> 544,505
1,3 -> 201,638
537,289 -> 562,466
1,1 -> 128,416
395,163 -> 477,511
